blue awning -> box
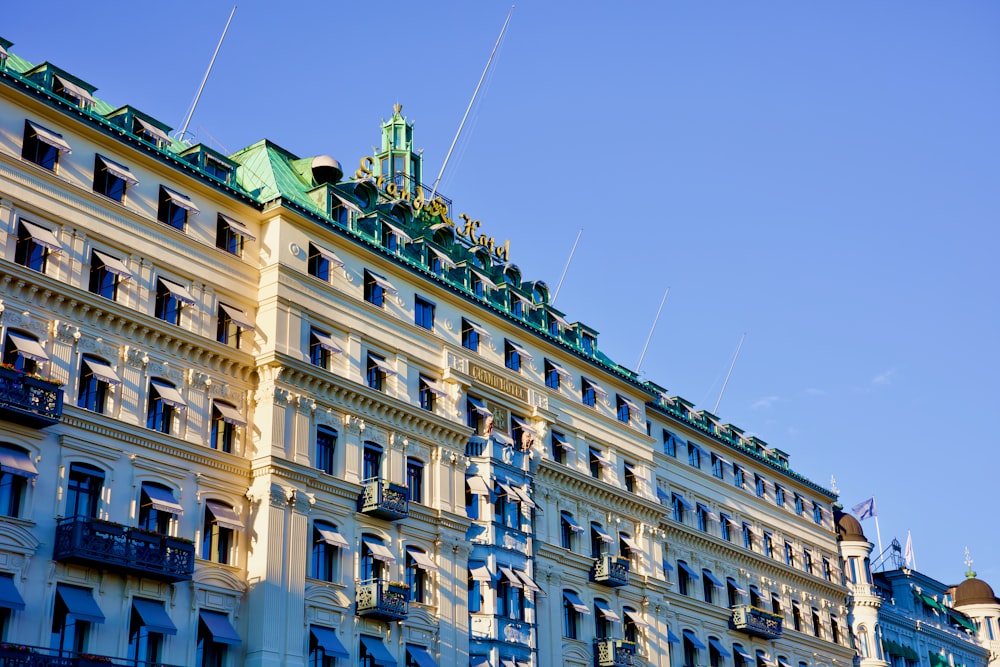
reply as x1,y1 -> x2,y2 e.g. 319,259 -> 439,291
667,628 -> 681,643
406,645 -> 437,667
733,645 -> 754,661
311,626 -> 349,659
360,635 -> 397,667
0,576 -> 25,610
677,561 -> 700,579
132,598 -> 177,635
470,657 -> 490,667
656,486 -> 671,503
683,630 -> 707,650
141,484 -> 183,515
703,570 -> 724,588
57,585 -> 104,623
199,610 -> 241,645
709,638 -> 732,657
562,590 -> 591,614
673,493 -> 694,511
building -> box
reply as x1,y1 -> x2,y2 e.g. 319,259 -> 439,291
0,35 -> 856,667
835,515 -> 992,667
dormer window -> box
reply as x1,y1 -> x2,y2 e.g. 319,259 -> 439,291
203,155 -> 233,182
53,75 -> 94,109
131,117 -> 170,148
581,332 -> 596,355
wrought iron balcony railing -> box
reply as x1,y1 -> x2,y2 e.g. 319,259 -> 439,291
355,578 -> 408,621
730,605 -> 783,639
0,642 -> 183,667
52,516 -> 195,583
594,639 -> 636,667
0,367 -> 62,428
357,477 -> 408,520
591,554 -> 629,587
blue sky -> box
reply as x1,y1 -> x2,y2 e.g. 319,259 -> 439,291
6,2 -> 998,584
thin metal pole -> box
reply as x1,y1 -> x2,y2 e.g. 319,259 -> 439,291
873,512 -> 884,559
429,6 -> 514,201
179,5 -> 237,140
635,287 -> 670,373
714,333 -> 746,413
551,228 -> 582,304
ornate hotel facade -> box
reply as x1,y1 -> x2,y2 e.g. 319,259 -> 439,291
0,35 -> 863,667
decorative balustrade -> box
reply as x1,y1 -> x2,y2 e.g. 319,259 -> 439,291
591,554 -> 630,587
0,642 -> 183,667
52,517 -> 194,583
731,605 -> 783,639
0,367 -> 62,428
594,639 -> 636,667
355,579 -> 408,621
357,478 -> 408,520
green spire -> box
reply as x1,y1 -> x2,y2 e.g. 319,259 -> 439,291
964,547 -> 976,579
375,104 -> 422,187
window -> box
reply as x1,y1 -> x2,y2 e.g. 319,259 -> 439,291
663,430 -> 677,457
217,214 -> 250,257
468,567 -> 484,614
66,463 -> 104,518
202,500 -> 238,564
677,561 -> 693,596
822,557 -> 832,581
496,484 -> 521,530
688,443 -> 701,468
811,608 -> 822,637
359,536 -> 387,582
720,513 -> 732,541
775,485 -> 786,507
618,533 -> 635,564
146,379 -> 183,434
466,397 -> 489,435
544,359 -> 562,390
697,504 -> 710,532
756,650 -> 770,667
813,502 -> 824,524
711,453 -> 725,478
217,304 -> 253,350
406,549 -> 433,604
51,585 -> 99,655
624,462 -> 637,493
22,120 -> 70,171
581,332 -> 596,355
733,645 -> 749,667
461,318 -> 481,352
154,278 -> 194,326
157,186 -> 197,231
551,431 -> 571,464
89,250 -> 130,300
703,570 -> 717,604
309,329 -> 337,369
362,443 -> 382,481
496,570 -> 524,621
15,220 -> 60,272
504,339 -> 521,372
755,474 -> 766,498
418,375 -> 438,412
727,578 -> 743,607
93,155 -> 136,202
414,295 -> 435,330
709,637 -> 726,667
562,590 -> 584,639
590,523 -> 610,557
794,494 -> 804,515
76,355 -> 120,414
137,482 -> 180,535
315,426 -> 337,475
742,523 -> 754,550
749,585 -> 763,609
671,494 -> 688,523
128,598 -> 171,666
363,269 -> 391,307
803,550 -> 814,574
560,511 -> 580,550
0,445 -> 33,518
733,465 -> 745,489
309,627 -> 346,667
594,598 -> 615,638
210,401 -> 240,453
771,593 -> 783,618
311,521 -> 344,582
623,607 -> 641,644
683,630 -> 702,667
381,223 -> 399,253
792,603 -> 803,632
831,616 -> 841,644
589,448 -> 606,479
470,274 -> 484,298
784,542 -> 794,566
406,458 -> 423,504
763,531 -> 774,558
581,378 -> 597,407
366,352 -> 390,391
196,611 -> 235,667
616,395 -> 632,423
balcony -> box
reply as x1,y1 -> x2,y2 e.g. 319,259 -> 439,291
591,554 -> 629,587
731,605 -> 783,639
0,643 -> 183,667
357,477 -> 408,520
594,639 -> 636,667
52,517 -> 195,583
355,578 -> 408,621
0,367 -> 63,428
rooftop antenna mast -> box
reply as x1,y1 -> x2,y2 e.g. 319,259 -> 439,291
428,5 -> 514,201
714,332 -> 746,413
635,287 -> 670,373
178,5 -> 237,141
551,228 -> 583,304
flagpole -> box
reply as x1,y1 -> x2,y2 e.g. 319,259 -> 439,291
873,515 -> 884,559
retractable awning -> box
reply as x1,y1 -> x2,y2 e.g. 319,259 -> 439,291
593,599 -> 621,622
466,476 -> 492,496
729,580 -> 748,596
469,561 -> 492,581
157,278 -> 196,305
666,628 -> 681,643
428,247 -> 456,268
406,646 -> 437,667
733,645 -> 753,662
472,270 -> 498,291
0,448 -> 36,479
508,484 -> 535,508
515,570 -> 540,592
213,401 -> 247,427
160,186 -> 200,213
548,311 -> 570,328
683,630 -> 707,650
26,121 -> 71,153
467,397 -> 492,417
498,566 -> 523,588
656,487 -> 671,503
552,432 -> 575,452
218,213 -> 256,241
420,375 -> 446,396
382,220 -> 412,244
407,549 -> 438,571
619,395 -> 641,413
57,585 -> 105,623
510,416 -> 538,437
677,561 -> 700,580
133,117 -> 171,145
132,598 -> 178,635
561,512 -> 583,532
150,380 -> 186,409
205,501 -> 242,531
364,541 -> 395,563
359,636 -> 396,667
6,332 -> 48,362
219,304 -> 255,331
141,484 -> 183,514
0,576 -> 25,610
368,271 -> 399,296
312,331 -> 343,355
505,340 -> 533,362
54,76 -> 94,104
591,449 -> 614,468
672,493 -> 694,511
19,220 -> 62,251
620,534 -> 641,552
465,320 -> 491,339
709,638 -> 732,657
562,590 -> 590,614
585,379 -> 609,401
310,626 -> 349,659
315,527 -> 349,549
200,610 -> 241,645
96,154 -> 138,185
703,571 -> 724,588
547,360 -> 572,379
590,523 -> 613,542
624,609 -> 648,628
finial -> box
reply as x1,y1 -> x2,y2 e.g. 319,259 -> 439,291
830,475 -> 840,494
393,103 -> 403,114
964,547 -> 976,578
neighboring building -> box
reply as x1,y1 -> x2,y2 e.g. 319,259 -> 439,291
0,35 -> 855,667
835,515 -> 990,667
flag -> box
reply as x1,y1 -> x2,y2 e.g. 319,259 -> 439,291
851,497 -> 877,521
904,531 -> 915,569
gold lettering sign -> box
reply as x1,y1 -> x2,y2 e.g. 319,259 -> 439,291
355,157 -> 511,263
468,362 -> 528,403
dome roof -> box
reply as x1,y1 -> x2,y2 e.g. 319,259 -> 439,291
834,510 -> 867,542
953,577 -> 998,607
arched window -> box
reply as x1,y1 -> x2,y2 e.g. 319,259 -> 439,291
311,521 -> 346,582
360,535 -> 391,583
77,355 -> 119,414
684,630 -> 705,667
560,511 -> 581,551
138,482 -> 181,535
202,500 -> 240,565
594,598 -> 618,639
709,636 -> 729,667
362,443 -> 382,481
562,590 -> 587,640
0,444 -> 35,518
2,329 -> 46,374
147,379 -> 185,434
857,625 -> 871,658
406,458 -> 424,504
210,401 -> 245,453
66,462 -> 104,518
591,522 -> 610,558
405,547 -> 435,604
727,577 -> 743,607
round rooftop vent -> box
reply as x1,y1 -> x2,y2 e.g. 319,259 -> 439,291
312,155 -> 343,185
